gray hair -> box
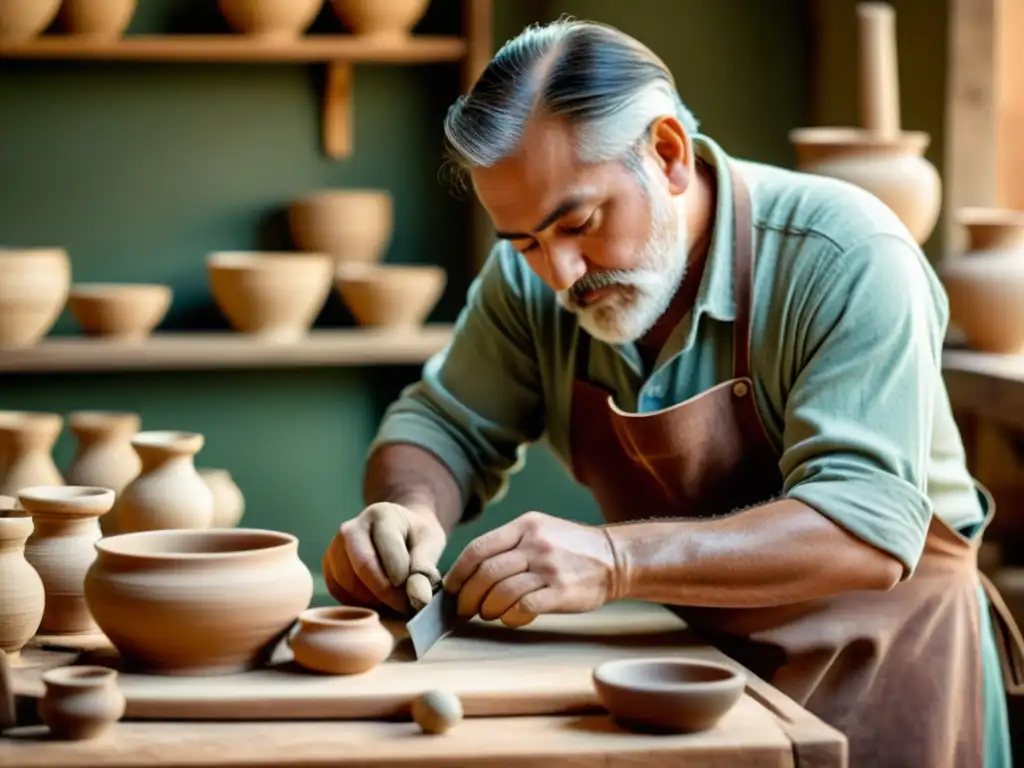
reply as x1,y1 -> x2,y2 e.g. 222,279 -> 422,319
442,17 -> 699,184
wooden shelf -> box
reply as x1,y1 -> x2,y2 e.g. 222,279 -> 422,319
0,326 -> 453,373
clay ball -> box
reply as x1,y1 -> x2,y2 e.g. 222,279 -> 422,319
412,690 -> 463,734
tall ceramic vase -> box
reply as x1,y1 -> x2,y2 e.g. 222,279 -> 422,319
0,515 -> 45,657
65,411 -> 141,536
0,412 -> 64,500
939,208 -> 1024,353
19,486 -> 114,636
112,431 -> 214,533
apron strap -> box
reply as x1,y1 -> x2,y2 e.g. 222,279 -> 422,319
729,164 -> 755,381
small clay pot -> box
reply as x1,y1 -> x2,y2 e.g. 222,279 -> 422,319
199,468 -> 245,528
330,0 -> 430,39
592,658 -> 745,734
0,0 -> 62,41
334,263 -> 446,328
290,606 -> 394,674
67,283 -> 172,341
218,0 -> 321,39
0,248 -> 71,347
59,0 -> 137,39
0,515 -> 45,657
37,666 -> 125,740
288,189 -> 394,267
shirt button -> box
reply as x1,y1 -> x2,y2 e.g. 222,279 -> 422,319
733,382 -> 749,398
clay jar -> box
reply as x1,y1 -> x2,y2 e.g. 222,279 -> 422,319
37,666 -> 125,740
939,208 -> 1024,353
113,431 -> 214,533
199,469 -> 245,528
19,486 -> 114,635
0,515 -> 45,657
59,0 -> 137,38
290,606 -> 394,675
84,528 -> 314,675
65,411 -> 141,535
0,411 -> 64,499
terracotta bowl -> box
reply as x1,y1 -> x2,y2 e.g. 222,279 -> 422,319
207,251 -> 333,342
329,0 -> 430,39
59,0 -> 137,39
288,190 -> 394,266
218,0 -> 321,39
83,528 -> 314,676
0,0 -> 62,41
335,263 -> 446,328
592,658 -> 745,734
0,248 -> 71,348
289,606 -> 394,675
67,283 -> 171,342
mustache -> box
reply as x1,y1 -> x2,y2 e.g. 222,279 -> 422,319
568,271 -> 627,305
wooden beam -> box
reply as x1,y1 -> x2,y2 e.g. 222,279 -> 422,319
323,62 -> 353,159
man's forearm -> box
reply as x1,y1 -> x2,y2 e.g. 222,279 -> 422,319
362,443 -> 465,533
605,498 -> 904,608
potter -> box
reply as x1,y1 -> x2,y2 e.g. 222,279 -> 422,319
322,18 -> 1020,768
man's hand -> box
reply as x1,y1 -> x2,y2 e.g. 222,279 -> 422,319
323,502 -> 447,616
442,511 -> 621,628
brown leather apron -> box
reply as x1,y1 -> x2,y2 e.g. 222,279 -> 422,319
569,164 -> 1024,766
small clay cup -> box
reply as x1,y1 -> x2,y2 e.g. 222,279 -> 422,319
592,658 -> 745,734
290,606 -> 394,675
37,665 -> 125,740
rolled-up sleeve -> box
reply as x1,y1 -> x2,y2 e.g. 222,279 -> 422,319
369,242 -> 545,521
781,233 -> 947,578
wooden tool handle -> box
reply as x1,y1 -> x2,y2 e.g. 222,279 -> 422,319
857,2 -> 901,138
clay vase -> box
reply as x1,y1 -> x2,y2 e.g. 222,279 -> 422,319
84,528 -> 314,675
334,264 -> 446,327
0,248 -> 71,347
330,0 -> 430,39
58,0 -> 137,39
289,607 -> 394,674
288,190 -> 394,267
65,411 -> 142,536
0,411 -> 64,499
0,0 -> 62,41
37,666 -> 125,740
939,208 -> 1024,353
199,468 -> 245,528
113,431 -> 214,533
0,515 -> 45,657
218,0 -> 321,39
19,486 -> 115,635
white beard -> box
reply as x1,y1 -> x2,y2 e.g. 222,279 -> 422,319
556,194 -> 688,345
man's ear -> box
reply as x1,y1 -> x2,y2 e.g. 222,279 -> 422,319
646,115 -> 692,196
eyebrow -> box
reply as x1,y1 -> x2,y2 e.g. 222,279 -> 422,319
495,195 -> 589,240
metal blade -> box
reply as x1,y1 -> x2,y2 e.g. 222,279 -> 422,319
406,587 -> 459,660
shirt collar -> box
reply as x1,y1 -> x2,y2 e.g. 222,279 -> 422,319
690,133 -> 738,325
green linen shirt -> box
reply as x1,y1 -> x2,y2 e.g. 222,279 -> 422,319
371,133 -> 984,576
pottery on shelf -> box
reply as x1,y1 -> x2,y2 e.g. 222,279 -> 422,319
0,248 -> 71,348
938,208 -> 1024,354
0,411 -> 64,499
207,251 -> 334,342
19,486 -> 114,636
329,0 -> 430,39
199,468 -> 245,529
218,0 -> 322,39
37,666 -> 125,741
58,0 -> 137,38
789,3 -> 940,245
0,0 -> 62,41
335,264 -> 446,327
67,283 -> 172,342
0,515 -> 45,657
288,190 -> 394,267
65,411 -> 142,536
112,431 -> 214,533
84,528 -> 315,675
289,606 -> 394,675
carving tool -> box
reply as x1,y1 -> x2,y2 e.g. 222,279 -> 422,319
405,585 -> 460,660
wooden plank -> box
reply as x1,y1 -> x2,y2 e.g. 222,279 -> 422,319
0,35 -> 467,64
943,349 -> 1024,431
0,326 -> 453,373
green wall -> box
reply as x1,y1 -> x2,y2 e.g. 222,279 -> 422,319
0,0 -> 946,601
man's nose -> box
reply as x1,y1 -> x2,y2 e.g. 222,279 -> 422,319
544,242 -> 587,292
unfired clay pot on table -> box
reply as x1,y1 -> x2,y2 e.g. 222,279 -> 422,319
0,248 -> 71,347
65,411 -> 142,536
19,486 -> 115,636
289,606 -> 394,675
84,528 -> 314,675
218,0 -> 322,39
67,283 -> 172,341
790,3 -> 940,245
0,411 -> 64,499
208,251 -> 334,342
37,665 -> 125,740
288,190 -> 394,268
112,431 -> 214,533
938,208 -> 1024,354
0,514 -> 45,658
199,468 -> 245,528
329,0 -> 430,39
0,0 -> 62,41
58,0 -> 137,38
335,264 -> 446,327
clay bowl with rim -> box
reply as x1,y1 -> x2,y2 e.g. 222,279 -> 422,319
83,528 -> 314,676
592,658 -> 745,734
288,189 -> 394,266
0,0 -> 62,41
67,283 -> 172,342
207,251 -> 333,342
0,247 -> 71,348
334,263 -> 446,328
58,0 -> 137,39
289,606 -> 394,675
329,0 -> 430,40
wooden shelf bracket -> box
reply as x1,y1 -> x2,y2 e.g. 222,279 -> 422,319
323,61 -> 353,159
